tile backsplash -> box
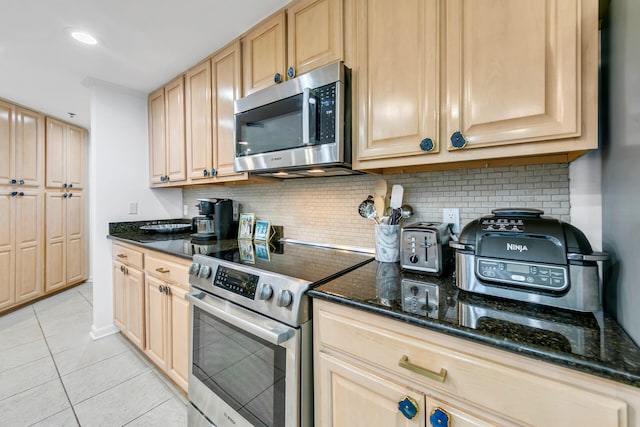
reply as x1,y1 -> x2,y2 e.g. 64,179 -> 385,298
183,163 -> 570,249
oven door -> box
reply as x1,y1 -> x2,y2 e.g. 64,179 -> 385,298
186,291 -> 303,427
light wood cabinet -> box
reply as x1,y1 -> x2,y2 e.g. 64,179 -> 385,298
149,76 -> 187,186
242,0 -> 344,96
112,243 -> 145,350
45,191 -> 86,292
314,300 -> 635,427
144,253 -> 190,392
353,0 -> 599,171
185,60 -> 214,181
0,102 -> 44,187
211,40 -> 248,181
45,117 -> 84,190
0,189 -> 42,311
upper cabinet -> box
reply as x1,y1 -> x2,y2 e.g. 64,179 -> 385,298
45,118 -> 85,190
148,76 -> 187,187
242,0 -> 344,96
353,0 -> 598,171
185,61 -> 214,181
1,101 -> 44,188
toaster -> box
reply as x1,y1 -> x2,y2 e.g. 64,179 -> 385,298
400,222 -> 453,276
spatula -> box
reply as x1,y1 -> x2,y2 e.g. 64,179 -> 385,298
389,184 -> 404,224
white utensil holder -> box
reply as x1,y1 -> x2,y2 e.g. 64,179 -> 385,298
375,224 -> 400,262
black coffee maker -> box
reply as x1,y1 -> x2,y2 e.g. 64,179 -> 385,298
191,199 -> 235,241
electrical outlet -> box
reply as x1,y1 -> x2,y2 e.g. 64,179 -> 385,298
183,204 -> 188,216
442,208 -> 460,233
128,202 -> 138,215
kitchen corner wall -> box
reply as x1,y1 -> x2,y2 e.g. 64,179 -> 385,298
183,163 -> 570,250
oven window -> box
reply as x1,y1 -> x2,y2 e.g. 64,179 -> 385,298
192,306 -> 286,427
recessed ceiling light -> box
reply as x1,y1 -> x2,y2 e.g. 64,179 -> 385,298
70,31 -> 98,45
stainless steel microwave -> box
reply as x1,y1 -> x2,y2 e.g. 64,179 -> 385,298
234,61 -> 359,178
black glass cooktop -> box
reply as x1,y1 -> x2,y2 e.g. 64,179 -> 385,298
144,238 -> 374,284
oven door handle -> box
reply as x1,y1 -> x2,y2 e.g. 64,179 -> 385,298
186,291 -> 294,345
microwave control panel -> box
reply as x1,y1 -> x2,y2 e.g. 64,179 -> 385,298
317,83 -> 336,144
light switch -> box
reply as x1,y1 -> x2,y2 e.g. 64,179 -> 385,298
128,202 -> 138,215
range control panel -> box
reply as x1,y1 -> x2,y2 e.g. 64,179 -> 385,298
476,258 -> 568,292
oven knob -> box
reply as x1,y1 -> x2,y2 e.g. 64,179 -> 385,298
189,263 -> 200,276
198,265 -> 212,279
277,290 -> 293,307
409,254 -> 419,264
259,284 -> 273,300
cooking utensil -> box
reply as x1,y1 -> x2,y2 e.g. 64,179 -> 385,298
400,204 -> 414,219
389,185 -> 404,224
373,195 -> 385,223
374,179 -> 388,205
358,196 -> 378,222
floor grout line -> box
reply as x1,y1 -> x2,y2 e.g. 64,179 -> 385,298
34,299 -> 83,427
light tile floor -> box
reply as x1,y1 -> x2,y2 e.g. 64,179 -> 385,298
0,282 -> 188,426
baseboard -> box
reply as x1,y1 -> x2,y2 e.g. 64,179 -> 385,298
90,323 -> 119,340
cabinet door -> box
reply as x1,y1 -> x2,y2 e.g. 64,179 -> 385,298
287,0 -> 343,77
15,108 -> 43,187
167,284 -> 189,391
212,41 -> 245,179
65,125 -> 84,189
45,118 -> 66,189
0,191 -> 15,310
14,190 -> 41,302
355,0 -> 439,162
185,61 -> 213,181
148,87 -> 167,185
113,261 -> 126,332
165,76 -> 187,183
443,0 -> 580,150
145,275 -> 168,368
126,266 -> 145,350
0,101 -> 15,184
242,12 -> 286,96
65,192 -> 84,284
45,192 -> 66,292
316,352 -> 425,427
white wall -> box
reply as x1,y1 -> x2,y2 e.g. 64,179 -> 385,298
88,81 -> 182,339
601,1 -> 640,344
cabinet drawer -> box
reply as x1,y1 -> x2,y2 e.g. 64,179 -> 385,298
315,302 -> 627,427
112,243 -> 143,269
145,254 -> 189,288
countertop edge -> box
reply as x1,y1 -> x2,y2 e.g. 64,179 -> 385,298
308,289 -> 640,389
107,234 -> 194,261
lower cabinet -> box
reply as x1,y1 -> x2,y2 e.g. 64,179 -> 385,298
111,242 -> 190,393
314,300 -> 634,427
112,258 -> 145,350
145,275 -> 189,392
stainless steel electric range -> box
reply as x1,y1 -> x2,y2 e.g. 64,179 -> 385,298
186,240 -> 373,427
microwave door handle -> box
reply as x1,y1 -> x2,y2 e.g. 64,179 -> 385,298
186,292 -> 294,345
302,87 -> 318,145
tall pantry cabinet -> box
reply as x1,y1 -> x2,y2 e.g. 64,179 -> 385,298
0,101 -> 44,311
44,117 -> 87,293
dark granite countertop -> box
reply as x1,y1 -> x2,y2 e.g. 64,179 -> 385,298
107,219 -> 238,260
308,260 -> 640,388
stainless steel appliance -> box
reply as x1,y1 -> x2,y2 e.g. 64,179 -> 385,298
187,240 -> 373,427
400,222 -> 453,275
191,198 -> 235,241
451,208 -> 609,312
234,61 -> 360,178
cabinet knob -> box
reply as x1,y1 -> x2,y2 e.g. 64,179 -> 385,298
164,175 -> 169,182
10,179 -> 17,185
120,265 -> 125,273
287,66 -> 296,79
429,407 -> 450,427
69,183 -> 73,188
19,179 -> 24,185
63,183 -> 68,188
158,285 -> 163,293
63,193 -> 68,198
10,191 -> 18,197
419,138 -> 434,152
19,192 -> 24,197
68,193 -> 74,198
160,175 -> 165,182
274,73 -> 282,84
203,169 -> 208,177
398,396 -> 419,420
211,168 -> 216,177
164,286 -> 170,295
450,131 -> 467,148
